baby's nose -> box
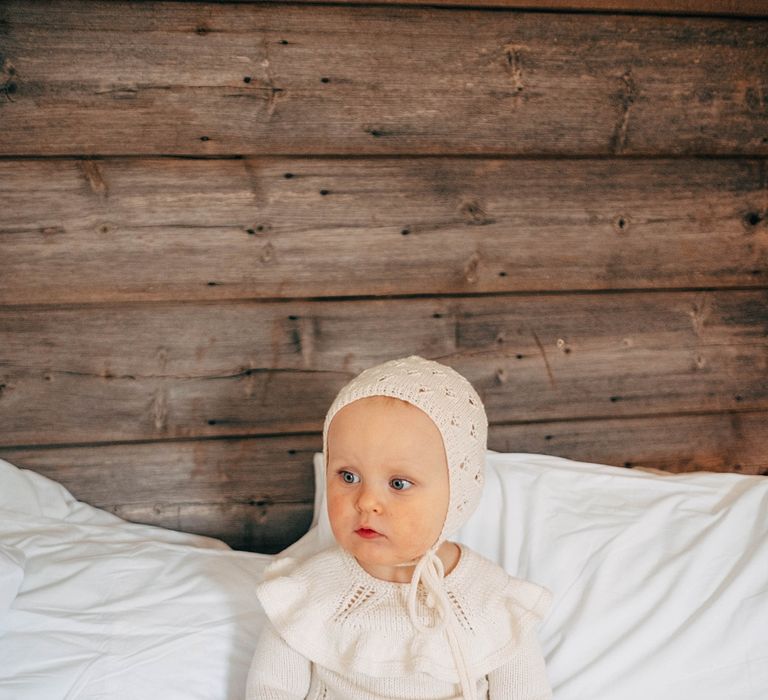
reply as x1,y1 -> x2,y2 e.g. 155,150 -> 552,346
356,485 -> 383,513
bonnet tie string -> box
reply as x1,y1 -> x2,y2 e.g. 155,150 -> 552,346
406,547 -> 475,700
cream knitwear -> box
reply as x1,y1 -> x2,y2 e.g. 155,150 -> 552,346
321,355 -> 489,544
246,543 -> 553,699
246,355 -> 554,699
317,355 -> 491,698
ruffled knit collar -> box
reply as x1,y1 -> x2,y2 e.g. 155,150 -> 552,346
256,544 -> 552,684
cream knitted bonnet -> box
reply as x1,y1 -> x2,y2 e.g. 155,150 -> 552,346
322,354 -> 489,699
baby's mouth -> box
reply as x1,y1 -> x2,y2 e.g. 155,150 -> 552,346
355,527 -> 383,539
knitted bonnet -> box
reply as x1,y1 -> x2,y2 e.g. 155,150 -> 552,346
322,354 -> 488,544
321,354 -> 489,699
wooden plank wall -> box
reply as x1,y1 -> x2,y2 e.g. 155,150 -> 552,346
0,1 -> 766,553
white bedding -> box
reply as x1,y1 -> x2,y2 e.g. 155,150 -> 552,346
0,459 -> 270,699
1,452 -> 767,699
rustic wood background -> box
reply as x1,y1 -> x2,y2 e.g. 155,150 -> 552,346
0,0 -> 766,553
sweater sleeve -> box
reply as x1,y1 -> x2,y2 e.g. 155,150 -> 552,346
487,628 -> 553,700
245,618 -> 312,700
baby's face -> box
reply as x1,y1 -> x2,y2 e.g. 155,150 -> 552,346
326,396 -> 450,582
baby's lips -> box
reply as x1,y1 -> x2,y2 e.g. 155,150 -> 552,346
355,526 -> 384,538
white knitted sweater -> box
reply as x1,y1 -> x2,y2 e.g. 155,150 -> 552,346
246,544 -> 553,699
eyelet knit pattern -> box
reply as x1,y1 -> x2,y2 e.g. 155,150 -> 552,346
319,355 -> 492,698
247,356 -> 554,700
255,544 -> 553,684
322,355 -> 489,542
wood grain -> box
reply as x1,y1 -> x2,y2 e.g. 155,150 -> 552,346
1,409 -> 765,552
255,0 -> 768,16
495,410 -> 768,474
1,157 -> 766,304
1,2 -> 766,156
1,290 -> 766,446
1,1 -> 766,553
0,435 -> 318,552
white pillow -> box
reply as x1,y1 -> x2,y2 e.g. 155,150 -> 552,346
0,458 -> 270,700
302,449 -> 768,700
0,544 -> 24,622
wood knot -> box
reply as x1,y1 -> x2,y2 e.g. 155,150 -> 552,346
743,210 -> 764,228
259,241 -> 276,263
613,214 -> 630,233
463,251 -> 481,284
461,200 -> 495,225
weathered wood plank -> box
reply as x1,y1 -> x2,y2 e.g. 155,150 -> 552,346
1,290 -> 766,446
494,410 -> 768,475
279,0 -> 768,16
1,409 -> 765,552
105,502 -> 313,553
0,435 -> 319,552
1,157 -> 766,304
1,2 -> 765,156
0,436 -> 317,505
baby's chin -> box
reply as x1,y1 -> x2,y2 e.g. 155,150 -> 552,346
344,545 -> 425,574
353,556 -> 421,583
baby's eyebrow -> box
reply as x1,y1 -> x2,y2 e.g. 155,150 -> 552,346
328,454 -> 355,463
329,455 -> 417,469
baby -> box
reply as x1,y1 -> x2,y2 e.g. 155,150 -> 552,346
246,355 -> 553,699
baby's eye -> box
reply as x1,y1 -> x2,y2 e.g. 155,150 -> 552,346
390,478 -> 414,491
339,470 -> 360,484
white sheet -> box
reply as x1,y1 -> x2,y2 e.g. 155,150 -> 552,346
0,544 -> 24,621
305,449 -> 768,700
2,452 -> 767,699
0,459 -> 269,700
462,452 -> 768,700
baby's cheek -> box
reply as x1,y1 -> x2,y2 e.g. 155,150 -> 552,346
395,507 -> 441,543
326,491 -> 346,526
